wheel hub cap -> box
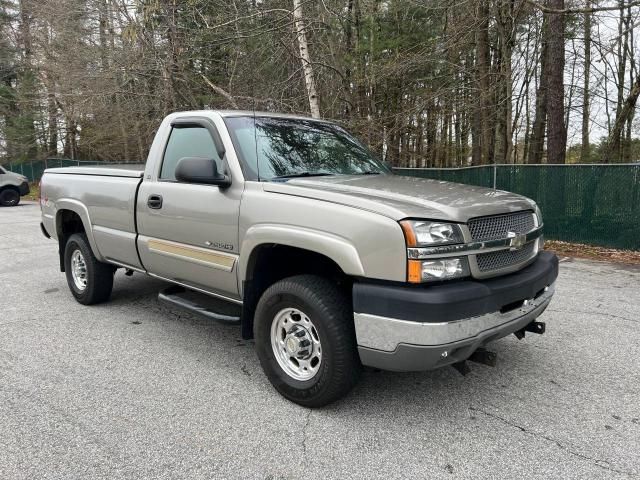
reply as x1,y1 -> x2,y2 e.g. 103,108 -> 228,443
271,308 -> 322,381
285,336 -> 299,354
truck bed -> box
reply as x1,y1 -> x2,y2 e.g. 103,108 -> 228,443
41,166 -> 144,270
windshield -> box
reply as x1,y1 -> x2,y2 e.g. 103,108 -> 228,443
224,116 -> 388,181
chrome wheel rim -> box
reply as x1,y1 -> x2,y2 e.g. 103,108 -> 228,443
71,249 -> 88,291
5,191 -> 18,205
270,307 -> 322,381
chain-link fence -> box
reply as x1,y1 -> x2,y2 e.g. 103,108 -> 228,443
6,158 -> 118,183
395,164 -> 640,250
6,160 -> 639,250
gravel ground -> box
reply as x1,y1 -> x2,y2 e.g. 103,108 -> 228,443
1,202 -> 639,479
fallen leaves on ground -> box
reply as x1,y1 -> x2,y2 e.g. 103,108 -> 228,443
545,240 -> 640,265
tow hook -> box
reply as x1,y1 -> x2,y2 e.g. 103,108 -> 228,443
469,348 -> 497,367
452,360 -> 471,376
514,321 -> 546,340
452,348 -> 498,376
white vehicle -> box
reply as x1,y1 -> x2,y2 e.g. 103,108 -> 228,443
0,165 -> 30,206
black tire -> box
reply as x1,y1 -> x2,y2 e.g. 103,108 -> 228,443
64,233 -> 114,305
0,188 -> 20,206
254,275 -> 362,407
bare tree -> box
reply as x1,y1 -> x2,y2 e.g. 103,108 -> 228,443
1,0 -> 640,168
293,0 -> 320,118
581,1 -> 591,162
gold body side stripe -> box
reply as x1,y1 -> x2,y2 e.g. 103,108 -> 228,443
147,238 -> 237,272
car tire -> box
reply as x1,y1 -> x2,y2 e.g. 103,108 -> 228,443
0,188 -> 20,206
64,233 -> 114,305
254,274 -> 362,407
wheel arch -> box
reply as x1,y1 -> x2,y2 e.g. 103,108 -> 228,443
55,200 -> 104,271
239,224 -> 364,286
239,227 -> 362,339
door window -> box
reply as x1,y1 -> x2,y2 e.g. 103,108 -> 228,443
160,126 -> 222,181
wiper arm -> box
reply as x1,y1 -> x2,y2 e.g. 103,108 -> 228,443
359,171 -> 381,175
271,172 -> 334,179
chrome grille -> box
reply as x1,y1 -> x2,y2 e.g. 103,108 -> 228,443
476,242 -> 537,272
468,211 -> 535,241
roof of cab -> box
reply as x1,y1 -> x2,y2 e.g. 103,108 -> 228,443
171,109 -> 335,124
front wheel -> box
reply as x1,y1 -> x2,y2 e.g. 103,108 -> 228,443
254,275 -> 362,407
0,188 -> 20,206
64,233 -> 114,305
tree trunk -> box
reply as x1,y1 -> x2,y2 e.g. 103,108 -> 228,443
545,1 -> 566,164
612,0 -> 628,162
494,1 -> 514,164
528,16 -> 548,164
46,84 -> 57,156
603,75 -> 640,163
343,0 -> 355,116
475,0 -> 492,165
293,0 -> 320,118
17,0 -> 38,161
581,3 -> 591,162
625,7 -> 635,162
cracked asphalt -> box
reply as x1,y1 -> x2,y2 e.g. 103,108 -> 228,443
1,202 -> 639,479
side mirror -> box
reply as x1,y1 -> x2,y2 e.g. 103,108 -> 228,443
174,157 -> 231,187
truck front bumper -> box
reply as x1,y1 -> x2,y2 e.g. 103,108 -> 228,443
19,181 -> 29,196
353,251 -> 559,371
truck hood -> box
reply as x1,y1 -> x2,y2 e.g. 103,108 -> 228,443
4,170 -> 28,182
262,174 -> 536,223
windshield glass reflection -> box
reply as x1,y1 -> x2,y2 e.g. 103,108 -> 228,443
225,116 -> 387,180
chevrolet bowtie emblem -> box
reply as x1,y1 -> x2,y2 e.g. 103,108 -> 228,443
507,231 -> 527,251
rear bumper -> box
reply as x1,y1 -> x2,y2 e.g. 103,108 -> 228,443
40,222 -> 51,239
353,251 -> 558,371
18,181 -> 29,195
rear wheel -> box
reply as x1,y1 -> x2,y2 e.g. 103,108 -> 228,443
64,233 -> 114,305
0,188 -> 20,206
254,275 -> 362,407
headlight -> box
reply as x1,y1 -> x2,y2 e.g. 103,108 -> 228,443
534,204 -> 543,227
408,257 -> 470,283
400,220 -> 463,246
400,219 -> 468,283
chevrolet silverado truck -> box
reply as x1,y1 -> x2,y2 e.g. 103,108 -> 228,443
40,110 -> 558,407
0,165 -> 30,206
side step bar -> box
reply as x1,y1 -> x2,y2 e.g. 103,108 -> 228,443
158,286 -> 241,325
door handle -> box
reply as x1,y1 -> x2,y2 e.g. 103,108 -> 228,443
147,194 -> 163,209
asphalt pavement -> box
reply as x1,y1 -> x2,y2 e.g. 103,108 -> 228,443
1,202 -> 639,479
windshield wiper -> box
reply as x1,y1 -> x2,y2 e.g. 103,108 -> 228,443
271,172 -> 334,180
358,171 -> 382,175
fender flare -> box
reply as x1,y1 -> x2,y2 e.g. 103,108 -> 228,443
238,224 -> 365,290
54,199 -> 104,261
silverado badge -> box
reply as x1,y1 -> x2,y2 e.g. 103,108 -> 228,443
507,231 -> 527,251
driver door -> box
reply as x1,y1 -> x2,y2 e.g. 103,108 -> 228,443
136,118 -> 242,301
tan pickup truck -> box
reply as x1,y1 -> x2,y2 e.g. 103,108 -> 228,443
40,110 -> 558,406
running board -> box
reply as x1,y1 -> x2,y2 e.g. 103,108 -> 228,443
158,286 -> 241,325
